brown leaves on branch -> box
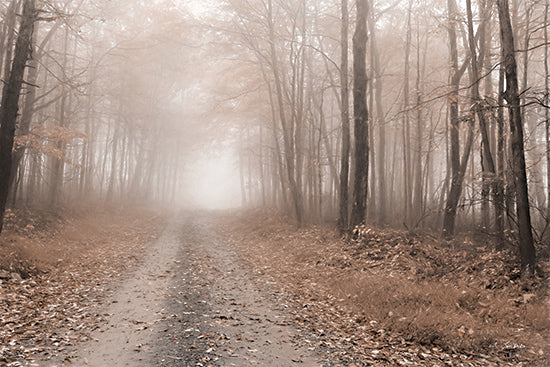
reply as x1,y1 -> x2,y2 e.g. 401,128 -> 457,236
14,124 -> 86,164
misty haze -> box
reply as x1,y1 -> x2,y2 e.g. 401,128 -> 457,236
0,0 -> 548,366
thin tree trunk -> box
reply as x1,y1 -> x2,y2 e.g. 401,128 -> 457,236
259,118 -> 266,206
466,0 -> 498,233
338,0 -> 350,230
495,46 -> 506,245
545,0 -> 550,221
403,0 -> 412,227
442,0 -> 467,238
106,118 -> 119,202
1,0 -> 18,84
413,14 -> 424,224
267,0 -> 303,225
0,1 -> 17,79
49,28 -> 70,206
370,18 -> 386,224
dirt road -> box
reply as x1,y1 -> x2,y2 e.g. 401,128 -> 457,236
52,213 -> 322,366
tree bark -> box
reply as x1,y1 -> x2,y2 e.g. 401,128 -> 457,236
0,0 -> 35,234
267,0 -> 303,225
402,0 -> 412,227
338,0 -> 350,231
497,0 -> 536,275
1,0 -> 18,84
413,14 -> 424,223
8,20 -> 39,197
369,2 -> 386,225
350,0 -> 369,227
466,0 -> 498,234
495,45 -> 506,245
545,0 -> 550,221
442,0 -> 468,238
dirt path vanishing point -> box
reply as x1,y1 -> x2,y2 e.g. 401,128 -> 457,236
48,212 -> 323,367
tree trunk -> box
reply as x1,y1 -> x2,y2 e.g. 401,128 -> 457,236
545,0 -> 550,221
1,0 -> 18,84
338,0 -> 350,231
8,21 -> 39,195
49,27 -> 70,206
413,14 -> 424,224
369,2 -> 386,225
402,0 -> 412,227
267,0 -> 303,225
259,118 -> 266,206
0,0 -> 35,234
442,0 -> 467,238
350,0 -> 369,227
495,46 -> 506,245
466,0 -> 498,233
497,0 -> 536,275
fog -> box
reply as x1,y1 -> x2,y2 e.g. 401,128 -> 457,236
0,1 -> 548,363
183,150 -> 242,209
0,0 -> 548,259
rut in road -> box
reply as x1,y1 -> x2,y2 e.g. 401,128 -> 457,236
53,213 -> 323,366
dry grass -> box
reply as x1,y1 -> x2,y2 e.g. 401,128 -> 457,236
0,205 -> 165,276
0,205 -> 167,364
221,209 -> 550,366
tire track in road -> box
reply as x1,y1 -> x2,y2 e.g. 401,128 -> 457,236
152,213 -> 323,366
48,212 -> 323,366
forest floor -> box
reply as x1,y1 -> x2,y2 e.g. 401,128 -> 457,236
0,205 -> 165,366
0,207 -> 548,366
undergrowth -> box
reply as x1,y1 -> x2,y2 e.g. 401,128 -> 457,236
224,209 -> 550,365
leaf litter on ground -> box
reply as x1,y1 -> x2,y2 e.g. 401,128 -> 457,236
0,206 -> 165,366
219,209 -> 549,367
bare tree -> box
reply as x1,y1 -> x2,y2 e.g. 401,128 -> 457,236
442,0 -> 474,238
350,0 -> 369,227
497,0 -> 536,275
338,0 -> 350,230
0,0 -> 35,233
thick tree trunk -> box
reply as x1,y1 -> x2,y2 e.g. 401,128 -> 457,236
350,0 -> 369,227
0,0 -> 35,234
8,21 -> 39,196
497,0 -> 536,275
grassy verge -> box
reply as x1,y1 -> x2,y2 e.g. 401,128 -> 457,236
222,209 -> 549,366
0,205 -> 166,365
